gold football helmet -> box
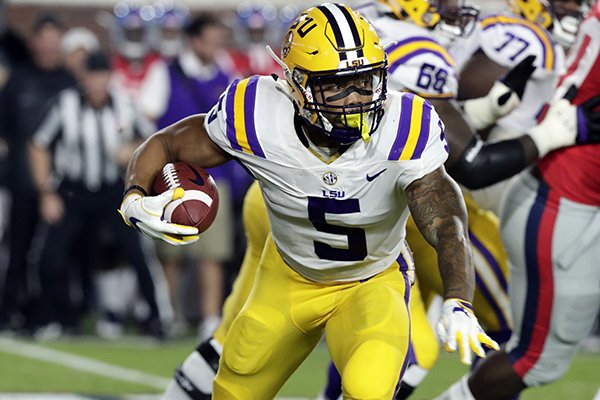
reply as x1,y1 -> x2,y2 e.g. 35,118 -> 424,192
509,0 -> 554,28
378,0 -> 441,28
378,0 -> 479,46
273,3 -> 388,145
509,0 -> 590,47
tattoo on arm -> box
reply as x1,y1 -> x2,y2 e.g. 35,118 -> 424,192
406,166 -> 474,301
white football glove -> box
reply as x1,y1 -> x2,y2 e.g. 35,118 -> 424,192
527,99 -> 578,158
463,81 -> 521,130
463,55 -> 537,131
118,187 -> 200,246
436,298 -> 500,366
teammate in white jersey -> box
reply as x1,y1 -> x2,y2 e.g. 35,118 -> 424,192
119,4 -> 499,398
450,0 -> 591,214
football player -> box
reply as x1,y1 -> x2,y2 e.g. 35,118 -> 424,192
120,4 -> 499,398
158,1 -> 594,399
450,0 -> 591,215
436,1 -> 600,399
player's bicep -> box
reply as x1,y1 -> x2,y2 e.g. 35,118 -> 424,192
161,114 -> 231,168
429,98 -> 476,168
457,50 -> 508,100
405,166 -> 467,248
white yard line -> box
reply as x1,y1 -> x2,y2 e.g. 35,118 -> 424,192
0,396 -> 309,400
0,337 -> 170,390
0,337 -> 310,399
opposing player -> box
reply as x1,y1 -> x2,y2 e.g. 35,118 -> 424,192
450,0 -> 591,214
120,4 -> 499,398
436,2 -> 600,399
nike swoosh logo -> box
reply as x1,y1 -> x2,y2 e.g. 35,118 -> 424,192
188,164 -> 205,186
366,168 -> 387,182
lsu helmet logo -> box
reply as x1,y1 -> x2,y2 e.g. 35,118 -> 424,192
282,31 -> 294,58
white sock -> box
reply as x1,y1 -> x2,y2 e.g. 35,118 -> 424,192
161,339 -> 222,398
161,380 -> 192,400
199,315 -> 221,341
402,364 -> 429,388
434,374 -> 475,400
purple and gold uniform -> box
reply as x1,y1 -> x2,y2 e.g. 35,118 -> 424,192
204,69 -> 448,398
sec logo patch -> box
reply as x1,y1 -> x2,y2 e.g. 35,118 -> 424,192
322,171 -> 338,185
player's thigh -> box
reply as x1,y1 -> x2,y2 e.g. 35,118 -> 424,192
409,278 -> 439,371
465,195 -> 511,335
243,180 -> 269,252
502,174 -> 600,385
214,235 -> 324,399
326,265 -> 411,399
214,181 -> 269,343
526,198 -> 600,386
499,178 -> 535,341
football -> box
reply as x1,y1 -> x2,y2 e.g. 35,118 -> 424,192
152,162 -> 219,232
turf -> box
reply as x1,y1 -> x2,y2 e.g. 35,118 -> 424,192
0,336 -> 598,399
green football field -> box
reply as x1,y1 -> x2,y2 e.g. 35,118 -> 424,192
0,335 -> 598,399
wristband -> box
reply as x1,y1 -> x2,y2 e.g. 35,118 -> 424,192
123,184 -> 148,197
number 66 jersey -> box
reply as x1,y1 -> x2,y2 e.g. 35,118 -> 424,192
205,76 -> 448,283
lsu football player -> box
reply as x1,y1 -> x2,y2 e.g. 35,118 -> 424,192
156,1 -> 591,399
121,3 -> 500,398
450,0 -> 591,215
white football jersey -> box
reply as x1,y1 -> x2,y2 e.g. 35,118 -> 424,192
451,12 -> 565,137
354,2 -> 458,99
205,76 -> 448,283
375,17 -> 458,99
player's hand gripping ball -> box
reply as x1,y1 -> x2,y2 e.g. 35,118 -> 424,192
152,162 -> 219,232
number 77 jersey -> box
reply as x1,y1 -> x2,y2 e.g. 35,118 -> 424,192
451,12 -> 565,133
205,76 -> 449,283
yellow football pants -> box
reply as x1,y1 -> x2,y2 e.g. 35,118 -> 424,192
214,233 -> 411,399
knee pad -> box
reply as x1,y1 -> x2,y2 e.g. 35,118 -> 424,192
342,340 -> 404,400
222,307 -> 285,376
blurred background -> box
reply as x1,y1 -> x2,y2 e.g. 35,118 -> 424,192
2,0 -> 505,46
0,0 -> 510,342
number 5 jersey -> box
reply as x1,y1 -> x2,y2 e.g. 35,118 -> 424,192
204,76 -> 448,283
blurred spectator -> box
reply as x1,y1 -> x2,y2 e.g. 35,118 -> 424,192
0,0 -> 29,247
142,14 -> 236,339
110,1 -> 166,103
151,1 -> 189,60
60,27 -> 99,81
0,0 -> 30,86
28,50 -> 171,339
226,3 -> 282,77
0,13 -> 75,332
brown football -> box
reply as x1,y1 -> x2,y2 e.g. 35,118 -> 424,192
152,162 -> 219,232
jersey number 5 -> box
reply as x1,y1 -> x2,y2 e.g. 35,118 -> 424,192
308,197 -> 367,261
